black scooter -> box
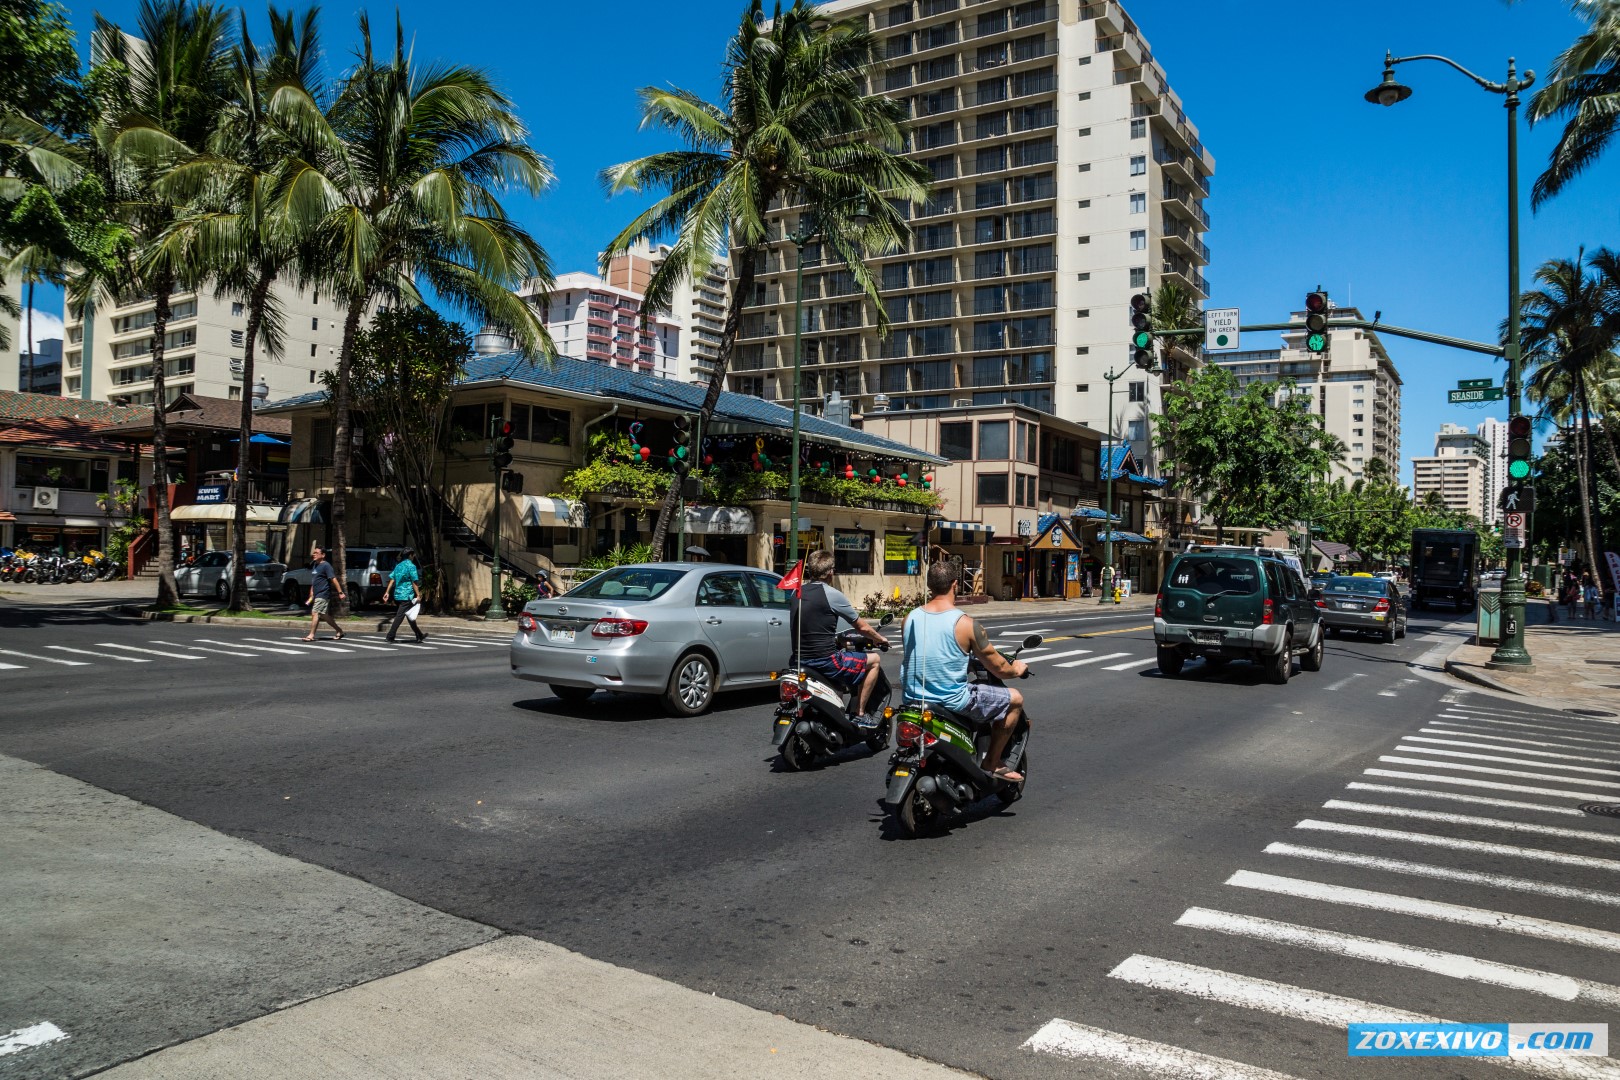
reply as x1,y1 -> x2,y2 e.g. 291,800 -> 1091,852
772,615 -> 894,770
882,633 -> 1041,838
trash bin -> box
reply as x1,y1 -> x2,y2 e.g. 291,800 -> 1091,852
1476,590 -> 1502,645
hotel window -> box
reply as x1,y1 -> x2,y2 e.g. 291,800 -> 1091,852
978,420 -> 1010,459
939,422 -> 973,460
1129,192 -> 1146,214
1130,118 -> 1146,139
1129,267 -> 1146,288
1130,154 -> 1146,176
1128,381 -> 1145,402
231,302 -> 244,317
976,472 -> 1009,505
1126,420 -> 1145,442
1129,230 -> 1146,250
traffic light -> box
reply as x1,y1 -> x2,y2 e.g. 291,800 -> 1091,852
493,418 -> 514,470
1129,292 -> 1154,370
1303,291 -> 1329,354
500,470 -> 524,494
1507,414 -> 1533,481
668,415 -> 693,474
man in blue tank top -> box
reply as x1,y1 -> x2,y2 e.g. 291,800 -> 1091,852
901,561 -> 1028,782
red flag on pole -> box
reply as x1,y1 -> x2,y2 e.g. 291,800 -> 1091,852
777,559 -> 803,596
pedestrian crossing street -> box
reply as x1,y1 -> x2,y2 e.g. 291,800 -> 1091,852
0,631 -> 509,672
1025,690 -> 1620,1078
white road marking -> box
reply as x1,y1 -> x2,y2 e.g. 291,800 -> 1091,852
1228,869 -> 1620,952
423,639 -> 484,648
1447,702 -> 1620,726
150,640 -> 259,657
1403,735 -> 1620,767
1057,651 -> 1132,668
94,642 -> 203,661
383,641 -> 436,650
1264,842 -> 1620,908
45,645 -> 149,663
1436,715 -> 1620,743
1394,743 -> 1620,776
0,648 -> 87,666
1022,1018 -> 1305,1079
1175,907 -> 1620,1010
278,637 -> 398,652
1296,818 -> 1620,872
1420,726 -> 1616,752
1378,755 -> 1620,791
1345,781 -> 1592,818
194,638 -> 304,656
0,662 -> 22,670
0,1021 -> 67,1057
1022,649 -> 1093,664
241,637 -> 352,653
1322,673 -> 1367,691
1364,767 -> 1620,803
1103,657 -> 1158,672
1322,800 -> 1620,846
1378,677 -> 1422,698
996,628 -> 1054,636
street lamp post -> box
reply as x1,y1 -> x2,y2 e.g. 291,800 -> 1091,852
1365,51 -> 1535,669
1099,364 -> 1127,605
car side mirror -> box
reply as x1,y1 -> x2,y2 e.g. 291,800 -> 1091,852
1022,634 -> 1044,650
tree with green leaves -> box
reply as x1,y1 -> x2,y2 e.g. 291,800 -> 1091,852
1526,0 -> 1620,207
600,0 -> 931,557
1531,428 -> 1617,563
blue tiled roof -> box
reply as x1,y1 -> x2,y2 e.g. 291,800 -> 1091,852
1071,505 -> 1121,522
1097,443 -> 1165,486
264,351 -> 944,463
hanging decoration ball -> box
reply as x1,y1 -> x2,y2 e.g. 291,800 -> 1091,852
638,446 -> 651,461
753,460 -> 763,472
703,454 -> 714,466
869,468 -> 878,478
897,477 -> 907,487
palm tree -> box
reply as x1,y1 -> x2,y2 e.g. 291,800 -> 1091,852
91,0 -> 236,608
276,12 -> 553,605
154,6 -> 324,610
1518,247 -> 1620,584
600,0 -> 930,556
1526,0 -> 1620,207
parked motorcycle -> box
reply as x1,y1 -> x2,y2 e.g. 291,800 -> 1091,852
88,549 -> 120,581
882,632 -> 1041,838
772,614 -> 895,771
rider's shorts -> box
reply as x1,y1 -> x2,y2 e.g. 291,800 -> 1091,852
959,683 -> 1014,728
803,651 -> 867,690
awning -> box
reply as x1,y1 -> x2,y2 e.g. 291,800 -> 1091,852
521,496 -> 586,528
1100,530 -> 1152,545
230,433 -> 292,445
1070,505 -> 1121,522
933,519 -> 993,544
278,498 -> 324,524
171,503 -> 281,523
684,505 -> 755,535
64,518 -> 103,527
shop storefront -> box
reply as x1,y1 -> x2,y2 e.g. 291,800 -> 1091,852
930,520 -> 994,600
1023,517 -> 1084,600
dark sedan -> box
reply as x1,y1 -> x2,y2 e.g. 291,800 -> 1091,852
1313,574 -> 1407,643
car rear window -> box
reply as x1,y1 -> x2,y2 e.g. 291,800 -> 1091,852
1169,557 -> 1260,596
348,549 -> 373,568
1328,576 -> 1386,595
373,551 -> 401,572
565,566 -> 686,601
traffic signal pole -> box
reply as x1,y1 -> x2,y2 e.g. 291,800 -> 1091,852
488,415 -> 515,620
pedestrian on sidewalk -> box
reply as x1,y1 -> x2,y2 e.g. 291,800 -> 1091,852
1563,574 -> 1581,620
384,549 -> 426,643
1582,573 -> 1599,620
302,546 -> 346,641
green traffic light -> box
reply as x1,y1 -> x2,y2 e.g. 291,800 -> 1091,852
1508,459 -> 1531,480
1132,331 -> 1152,349
1306,332 -> 1327,353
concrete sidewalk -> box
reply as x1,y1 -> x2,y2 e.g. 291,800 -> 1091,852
1445,599 -> 1620,717
0,753 -> 976,1080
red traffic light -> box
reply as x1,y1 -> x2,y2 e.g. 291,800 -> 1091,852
1305,292 -> 1328,315
500,420 -> 514,437
1507,414 -> 1532,439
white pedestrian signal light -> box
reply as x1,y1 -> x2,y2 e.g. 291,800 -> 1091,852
1507,414 -> 1532,480
1129,292 -> 1154,369
1304,291 -> 1329,354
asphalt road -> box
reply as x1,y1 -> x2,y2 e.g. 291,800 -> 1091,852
3,596 -> 1619,1079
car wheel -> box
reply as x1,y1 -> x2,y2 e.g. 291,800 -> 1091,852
1397,618 -> 1407,640
283,580 -> 302,606
1266,632 -> 1292,684
550,685 -> 594,704
1301,625 -> 1324,672
1156,646 -> 1184,677
214,579 -> 230,603
664,651 -> 716,716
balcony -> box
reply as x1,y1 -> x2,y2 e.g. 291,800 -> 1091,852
1159,219 -> 1209,266
1160,258 -> 1208,300
1154,148 -> 1209,196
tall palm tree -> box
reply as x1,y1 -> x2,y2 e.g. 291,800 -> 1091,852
600,0 -> 930,556
154,6 -> 324,610
91,0 -> 235,608
1526,0 -> 1620,207
1518,247 -> 1620,583
276,12 -> 553,605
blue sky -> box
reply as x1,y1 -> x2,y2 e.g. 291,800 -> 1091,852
40,0 -> 1615,484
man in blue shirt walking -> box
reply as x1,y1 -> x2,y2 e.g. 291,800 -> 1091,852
384,549 -> 426,643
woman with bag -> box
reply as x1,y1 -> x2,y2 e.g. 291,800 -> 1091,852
384,549 -> 426,643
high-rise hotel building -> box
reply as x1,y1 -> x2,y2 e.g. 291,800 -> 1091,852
732,0 -> 1213,469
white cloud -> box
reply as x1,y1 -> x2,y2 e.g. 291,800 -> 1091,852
21,308 -> 64,354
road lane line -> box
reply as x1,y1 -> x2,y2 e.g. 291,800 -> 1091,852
0,1022 -> 67,1057
194,638 -> 304,655
0,648 -> 87,666
240,637 -> 352,653
94,643 -> 204,661
1077,624 -> 1152,637
995,628 -> 1053,636
1023,649 -> 1094,664
1322,800 -> 1620,846
1436,715 -> 1620,743
1402,736 -> 1620,767
1176,907 -> 1620,1010
1022,1018 -> 1305,1079
1364,767 -> 1620,803
46,645 -> 149,662
1322,673 -> 1367,692
1103,657 -> 1157,672
1345,782 -> 1592,818
150,640 -> 260,657
1228,870 -> 1620,952
1295,819 -> 1620,873
1378,756 -> 1620,790
1420,726 -> 1617,752
1264,842 -> 1620,909
1056,651 -> 1132,668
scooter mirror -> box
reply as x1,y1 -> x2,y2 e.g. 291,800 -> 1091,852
1022,634 -> 1044,650
878,613 -> 895,627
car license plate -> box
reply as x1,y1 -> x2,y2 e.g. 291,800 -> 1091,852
1192,631 -> 1223,645
548,628 -> 575,644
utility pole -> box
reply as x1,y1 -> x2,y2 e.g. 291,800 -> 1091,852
1099,364 -> 1127,605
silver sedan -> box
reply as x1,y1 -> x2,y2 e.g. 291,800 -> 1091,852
175,550 -> 287,602
510,563 -> 794,716
1314,575 -> 1407,643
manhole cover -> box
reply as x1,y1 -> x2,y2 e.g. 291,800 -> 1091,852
1580,803 -> 1620,819
1566,708 -> 1619,718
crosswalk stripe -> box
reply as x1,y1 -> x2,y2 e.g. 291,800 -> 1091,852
1176,907 -> 1620,1009
276,637 -> 398,652
0,647 -> 87,666
1436,715 -> 1620,743
195,637 -> 304,656
1022,1018 -> 1305,1079
1056,651 -> 1132,668
1228,870 -> 1620,953
1321,799 -> 1620,846
1264,842 -> 1620,909
1447,702 -> 1620,726
1378,755 -> 1620,791
1403,735 -> 1620,768
241,636 -> 352,653
0,661 -> 24,670
421,639 -> 483,648
156,642 -> 259,658
1103,657 -> 1157,672
47,645 -> 149,662
1023,648 -> 1093,664
1394,743 -> 1620,776
1440,709 -> 1620,736
1297,818 -> 1620,872
1364,767 -> 1620,803
1345,782 -> 1592,818
95,642 -> 204,661
1420,726 -> 1616,752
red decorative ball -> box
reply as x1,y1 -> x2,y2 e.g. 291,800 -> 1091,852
844,466 -> 854,478
897,478 -> 907,487
703,455 -> 713,466
753,461 -> 763,472
639,446 -> 651,461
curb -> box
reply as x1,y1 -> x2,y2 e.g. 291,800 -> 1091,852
114,604 -> 514,636
1443,658 -> 1524,698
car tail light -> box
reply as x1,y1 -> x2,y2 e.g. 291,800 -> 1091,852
517,613 -> 537,633
1373,597 -> 1391,613
1154,593 -> 1163,618
591,618 -> 649,638
1314,598 -> 1326,608
370,572 -> 382,585
1262,598 -> 1274,625
896,720 -> 924,747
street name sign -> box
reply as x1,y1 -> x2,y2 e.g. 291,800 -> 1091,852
1205,308 -> 1239,352
1457,378 -> 1494,389
1448,387 -> 1504,404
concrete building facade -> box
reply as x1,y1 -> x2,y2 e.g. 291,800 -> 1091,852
640,241 -> 729,383
61,284 -> 352,406
1476,415 -> 1506,525
1412,422 -> 1488,521
523,267 -> 682,381
16,338 -> 63,395
732,0 -> 1213,472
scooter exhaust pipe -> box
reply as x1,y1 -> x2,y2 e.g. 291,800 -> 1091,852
917,774 -> 963,812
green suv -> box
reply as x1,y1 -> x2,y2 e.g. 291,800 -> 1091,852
1154,551 -> 1324,683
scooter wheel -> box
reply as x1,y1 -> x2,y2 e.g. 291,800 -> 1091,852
996,749 -> 1028,807
779,734 -> 810,772
896,789 -> 931,838
864,719 -> 890,753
